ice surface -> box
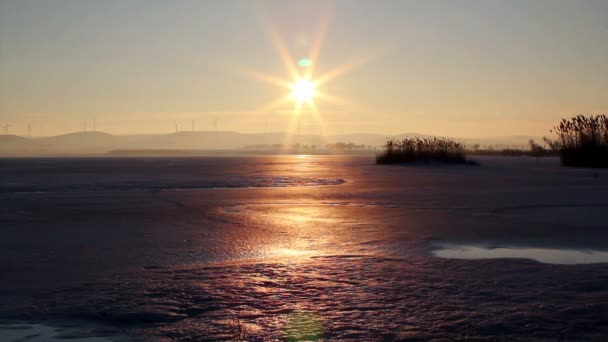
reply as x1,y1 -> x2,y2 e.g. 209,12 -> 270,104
0,323 -> 116,342
1,155 -> 608,340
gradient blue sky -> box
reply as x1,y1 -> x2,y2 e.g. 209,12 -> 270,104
1,0 -> 607,137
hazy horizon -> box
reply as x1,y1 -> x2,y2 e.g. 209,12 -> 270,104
0,128 -> 544,140
1,0 -> 607,138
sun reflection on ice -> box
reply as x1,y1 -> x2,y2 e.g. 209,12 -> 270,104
272,248 -> 316,258
263,206 -> 340,260
218,203 -> 352,263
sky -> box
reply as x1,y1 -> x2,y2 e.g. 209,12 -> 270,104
1,0 -> 607,138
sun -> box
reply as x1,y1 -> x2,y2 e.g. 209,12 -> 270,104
290,79 -> 317,104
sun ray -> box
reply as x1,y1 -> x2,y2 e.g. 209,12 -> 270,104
304,3 -> 333,80
315,91 -> 357,110
314,55 -> 371,87
282,107 -> 305,149
307,100 -> 330,139
294,98 -> 304,115
262,16 -> 301,81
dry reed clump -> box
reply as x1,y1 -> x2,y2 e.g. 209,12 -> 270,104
548,114 -> 608,168
376,137 -> 475,165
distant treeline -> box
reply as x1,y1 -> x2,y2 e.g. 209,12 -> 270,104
107,142 -> 380,156
466,140 -> 558,157
243,142 -> 377,153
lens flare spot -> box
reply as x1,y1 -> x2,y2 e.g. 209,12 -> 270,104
284,311 -> 324,340
298,58 -> 312,68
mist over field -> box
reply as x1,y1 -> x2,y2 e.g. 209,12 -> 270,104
0,131 -> 540,156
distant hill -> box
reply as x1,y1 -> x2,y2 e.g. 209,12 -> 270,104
0,135 -> 29,145
0,131 -> 541,156
0,135 -> 41,156
41,132 -> 117,153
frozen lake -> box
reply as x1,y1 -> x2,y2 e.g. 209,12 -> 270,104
0,155 -> 607,340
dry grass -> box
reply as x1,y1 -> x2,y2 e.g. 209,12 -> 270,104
548,114 -> 608,168
376,137 -> 476,165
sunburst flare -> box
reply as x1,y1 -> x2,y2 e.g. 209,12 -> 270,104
240,5 -> 377,141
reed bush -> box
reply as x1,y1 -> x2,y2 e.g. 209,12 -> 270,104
376,137 -> 475,165
549,114 -> 608,167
